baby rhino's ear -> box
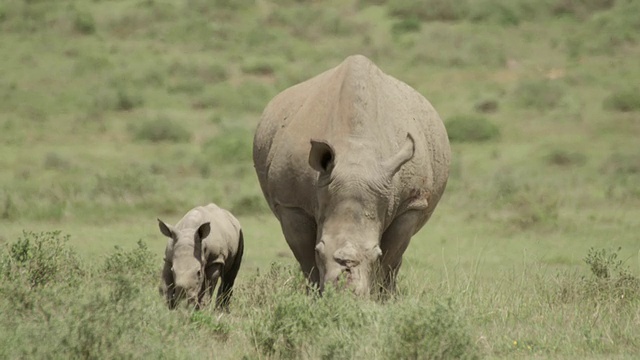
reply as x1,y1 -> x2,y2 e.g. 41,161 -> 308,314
196,222 -> 211,242
158,219 -> 174,239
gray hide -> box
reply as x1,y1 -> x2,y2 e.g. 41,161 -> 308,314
253,55 -> 450,297
158,203 -> 244,309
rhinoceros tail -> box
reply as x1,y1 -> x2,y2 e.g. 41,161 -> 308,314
216,229 -> 244,310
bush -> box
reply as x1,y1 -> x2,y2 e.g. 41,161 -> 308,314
385,299 -> 479,359
194,81 -> 274,113
0,231 -> 83,288
43,152 -> 72,170
231,194 -> 269,216
388,0 -> 469,22
73,9 -> 96,35
134,116 -> 191,143
93,169 -> 157,201
581,247 -> 640,302
115,87 -> 143,111
102,240 -> 157,281
202,126 -> 253,163
468,0 -> 527,26
241,57 -> 283,76
545,148 -> 587,167
603,89 -> 640,112
513,79 -> 565,110
446,114 -> 500,142
246,264 -> 371,359
391,17 -> 422,35
552,0 -> 616,18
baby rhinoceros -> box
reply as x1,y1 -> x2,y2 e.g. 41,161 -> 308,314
157,203 -> 244,310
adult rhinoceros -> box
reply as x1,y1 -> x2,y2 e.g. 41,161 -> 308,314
253,55 -> 450,297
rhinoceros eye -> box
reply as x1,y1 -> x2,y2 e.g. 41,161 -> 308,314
197,270 -> 202,278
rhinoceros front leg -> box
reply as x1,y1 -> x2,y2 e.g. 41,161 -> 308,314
162,260 -> 177,309
199,263 -> 222,310
277,206 -> 319,287
216,230 -> 244,311
379,209 -> 429,296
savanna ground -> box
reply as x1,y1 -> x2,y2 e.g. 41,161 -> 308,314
1,0 -> 639,358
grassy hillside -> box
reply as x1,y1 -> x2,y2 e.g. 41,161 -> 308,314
1,0 -> 639,358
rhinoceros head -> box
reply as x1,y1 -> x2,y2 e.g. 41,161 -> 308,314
158,220 -> 211,308
308,133 -> 415,296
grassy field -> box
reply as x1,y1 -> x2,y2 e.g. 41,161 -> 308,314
1,0 -> 639,358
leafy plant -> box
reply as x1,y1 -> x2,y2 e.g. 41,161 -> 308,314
73,9 -> 96,35
385,299 -> 478,359
134,116 -> 191,143
102,240 -> 157,280
0,231 -> 83,288
603,89 -> 640,112
446,114 -> 500,142
513,79 -> 565,110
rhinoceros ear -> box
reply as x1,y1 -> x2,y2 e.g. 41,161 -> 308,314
158,219 -> 175,239
382,133 -> 415,177
196,222 -> 211,242
309,139 -> 336,173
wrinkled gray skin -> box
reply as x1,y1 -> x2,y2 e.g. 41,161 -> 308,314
253,55 -> 451,297
158,203 -> 244,310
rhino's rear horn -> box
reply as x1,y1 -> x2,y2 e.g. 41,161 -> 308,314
309,139 -> 336,173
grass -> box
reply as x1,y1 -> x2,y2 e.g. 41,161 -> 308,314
0,0 -> 639,358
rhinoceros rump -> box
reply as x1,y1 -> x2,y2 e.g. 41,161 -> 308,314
158,203 -> 244,309
253,55 -> 450,297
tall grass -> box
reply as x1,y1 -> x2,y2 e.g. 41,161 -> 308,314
0,0 -> 639,358
0,232 -> 638,358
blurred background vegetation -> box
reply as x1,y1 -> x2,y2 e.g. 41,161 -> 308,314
0,0 -> 639,358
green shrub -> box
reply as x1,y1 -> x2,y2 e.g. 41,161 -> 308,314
43,152 -> 72,170
231,194 -> 269,216
446,114 -> 500,142
385,299 -> 478,359
0,231 -> 83,288
581,247 -> 640,302
391,17 -> 422,35
202,126 -> 252,163
73,9 -> 96,35
551,0 -> 616,18
189,312 -> 231,341
513,79 -> 565,110
194,81 -> 273,113
60,276 -> 148,359
601,152 -> 640,200
134,116 -> 191,143
474,99 -> 499,113
102,240 -> 157,280
388,0 -> 469,22
93,169 -> 157,201
115,87 -> 143,111
468,0 -> 526,26
603,89 -> 640,112
211,0 -> 256,11
246,264 -> 370,359
545,148 -> 587,167
168,60 -> 229,83
241,57 -> 283,76
1,194 -> 17,220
